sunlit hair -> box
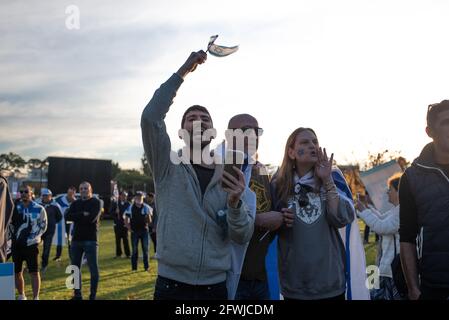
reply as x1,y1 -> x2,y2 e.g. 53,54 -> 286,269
427,100 -> 449,129
387,172 -> 402,191
181,105 -> 212,129
274,127 -> 317,204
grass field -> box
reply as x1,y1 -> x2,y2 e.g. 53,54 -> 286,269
25,220 -> 158,300
18,219 -> 378,300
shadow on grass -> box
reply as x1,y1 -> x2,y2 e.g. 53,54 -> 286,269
42,269 -> 139,293
98,276 -> 156,300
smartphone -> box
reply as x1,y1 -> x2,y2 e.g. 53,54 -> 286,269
222,149 -> 245,189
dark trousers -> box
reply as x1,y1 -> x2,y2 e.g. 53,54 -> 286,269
56,222 -> 72,260
154,276 -> 228,300
235,279 -> 270,300
364,225 -> 380,243
131,231 -> 149,270
420,285 -> 449,300
284,293 -> 346,301
71,241 -> 99,300
114,226 -> 130,257
150,231 -> 157,253
364,225 -> 370,242
41,230 -> 55,268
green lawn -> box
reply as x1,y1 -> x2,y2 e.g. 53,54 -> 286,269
22,220 -> 157,300
360,220 -> 378,267
19,220 -> 378,300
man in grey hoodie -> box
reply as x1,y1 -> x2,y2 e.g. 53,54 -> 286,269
141,50 -> 254,300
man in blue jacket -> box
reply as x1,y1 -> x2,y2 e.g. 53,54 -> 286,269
11,185 -> 47,300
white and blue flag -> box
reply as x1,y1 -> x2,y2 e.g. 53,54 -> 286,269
207,35 -> 239,57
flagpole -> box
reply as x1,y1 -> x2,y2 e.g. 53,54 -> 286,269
206,35 -> 218,53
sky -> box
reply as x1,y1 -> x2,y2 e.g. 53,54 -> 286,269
1,0 -> 449,170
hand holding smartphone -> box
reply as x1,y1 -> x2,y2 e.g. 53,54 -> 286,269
221,150 -> 245,189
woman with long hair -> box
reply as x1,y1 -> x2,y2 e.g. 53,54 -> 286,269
271,127 -> 355,300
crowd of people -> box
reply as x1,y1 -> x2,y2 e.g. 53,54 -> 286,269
0,49 -> 448,301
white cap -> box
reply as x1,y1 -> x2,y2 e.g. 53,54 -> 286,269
41,188 -> 52,196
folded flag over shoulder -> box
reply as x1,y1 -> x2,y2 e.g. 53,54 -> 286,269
207,35 -> 239,57
332,167 -> 371,300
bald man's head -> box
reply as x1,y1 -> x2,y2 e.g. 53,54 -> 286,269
79,181 -> 93,200
227,114 -> 258,129
226,114 -> 261,159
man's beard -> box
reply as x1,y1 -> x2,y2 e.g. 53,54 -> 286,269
188,133 -> 212,150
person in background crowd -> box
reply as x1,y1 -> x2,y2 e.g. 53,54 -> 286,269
39,188 -> 62,273
66,182 -> 101,300
356,174 -> 402,300
10,185 -> 47,300
124,192 -> 152,271
54,186 -> 77,262
110,191 -> 131,259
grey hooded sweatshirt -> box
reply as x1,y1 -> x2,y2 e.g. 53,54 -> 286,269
271,180 -> 354,300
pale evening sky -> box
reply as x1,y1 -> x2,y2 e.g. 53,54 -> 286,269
1,0 -> 448,169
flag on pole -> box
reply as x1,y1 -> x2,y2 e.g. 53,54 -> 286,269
207,35 -> 239,57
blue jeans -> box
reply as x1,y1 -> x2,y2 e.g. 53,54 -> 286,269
235,279 -> 270,300
131,231 -> 149,271
71,241 -> 99,300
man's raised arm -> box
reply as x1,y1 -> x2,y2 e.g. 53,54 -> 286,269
140,51 -> 207,182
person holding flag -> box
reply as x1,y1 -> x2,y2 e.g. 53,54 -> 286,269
54,186 -> 77,262
124,192 -> 152,271
141,48 -> 253,300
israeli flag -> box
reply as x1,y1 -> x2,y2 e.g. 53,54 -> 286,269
207,35 -> 239,57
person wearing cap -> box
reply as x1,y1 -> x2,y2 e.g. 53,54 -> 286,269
124,192 -> 152,271
110,191 -> 131,259
39,188 -> 62,273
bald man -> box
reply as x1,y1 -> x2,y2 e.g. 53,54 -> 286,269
227,114 -> 284,300
66,182 -> 101,300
